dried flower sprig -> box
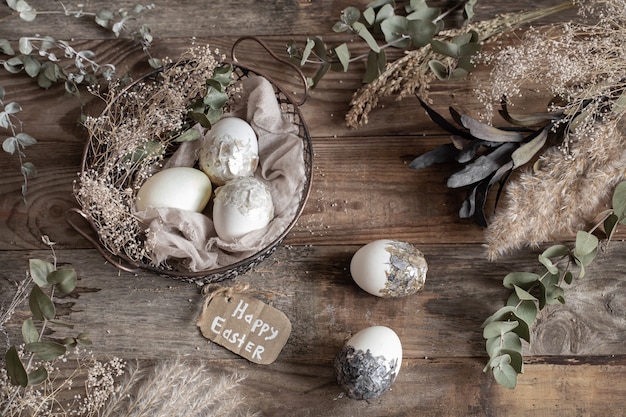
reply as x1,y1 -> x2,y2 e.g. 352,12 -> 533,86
482,180 -> 626,389
74,45 -> 233,267
472,0 -> 626,257
0,0 -> 157,200
345,1 -> 575,128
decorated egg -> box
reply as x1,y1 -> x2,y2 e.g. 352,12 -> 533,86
212,176 -> 274,242
135,167 -> 212,212
198,116 -> 259,186
334,325 -> 403,400
350,239 -> 427,297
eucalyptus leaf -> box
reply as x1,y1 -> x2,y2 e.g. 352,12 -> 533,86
341,6 -> 360,25
174,128 -> 200,143
16,132 -> 37,147
2,137 -> 17,154
483,320 -> 519,339
21,162 -> 37,178
29,285 -> 56,321
48,268 -> 77,294
0,38 -> 15,55
446,142 -> 516,188
482,305 -> 515,328
612,181 -> 626,222
493,358 -> 518,389
27,365 -> 48,386
428,59 -> 448,80
22,318 -> 39,344
334,43 -> 350,72
19,37 -> 33,54
574,231 -> 599,259
604,213 -> 619,241
514,285 -> 538,302
352,21 -> 380,53
26,341 -> 66,361
380,15 -> 411,49
5,346 -> 28,387
363,49 -> 386,83
29,258 -> 54,287
507,293 -> 538,326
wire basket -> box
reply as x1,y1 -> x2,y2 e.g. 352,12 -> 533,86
66,37 -> 313,285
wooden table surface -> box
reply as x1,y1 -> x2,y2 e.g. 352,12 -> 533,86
1,1 -> 625,416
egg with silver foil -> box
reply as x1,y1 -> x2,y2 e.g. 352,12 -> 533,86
334,325 -> 403,400
199,116 -> 259,186
350,239 -> 427,297
212,176 -> 274,242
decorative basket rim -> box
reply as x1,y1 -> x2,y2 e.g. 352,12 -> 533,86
68,59 -> 313,284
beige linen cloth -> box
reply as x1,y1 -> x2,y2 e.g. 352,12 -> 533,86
135,75 -> 306,271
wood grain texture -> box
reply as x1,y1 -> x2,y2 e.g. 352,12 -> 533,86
2,1 -> 625,415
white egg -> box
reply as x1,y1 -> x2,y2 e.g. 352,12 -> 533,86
334,325 -> 403,400
135,167 -> 212,212
350,239 -> 427,297
199,116 -> 259,186
212,176 -> 274,242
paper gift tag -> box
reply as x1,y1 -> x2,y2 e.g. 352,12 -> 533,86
197,286 -> 291,365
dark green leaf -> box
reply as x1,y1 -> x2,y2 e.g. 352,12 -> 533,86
353,21 -> 380,52
203,87 -> 229,110
26,341 -> 66,361
77,332 -> 92,345
334,43 -> 350,72
27,365 -> 48,386
174,128 -> 201,143
211,64 -> 234,87
28,259 -> 54,288
363,49 -> 386,83
49,319 -> 75,329
407,20 -> 437,48
28,285 -> 55,321
428,59 -> 447,80
5,346 -> 28,387
22,318 -> 39,344
47,268 -> 77,294
563,271 -> 573,285
188,111 -> 212,129
612,181 -> 626,222
604,213 -> 619,241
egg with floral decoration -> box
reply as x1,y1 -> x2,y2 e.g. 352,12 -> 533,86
199,116 -> 259,186
135,167 -> 212,212
334,325 -> 403,400
212,176 -> 274,242
350,239 -> 427,297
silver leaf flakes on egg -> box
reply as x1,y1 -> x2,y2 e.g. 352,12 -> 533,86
350,239 -> 428,297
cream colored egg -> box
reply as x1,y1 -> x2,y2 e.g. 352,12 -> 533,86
334,325 -> 403,400
212,176 -> 274,242
350,239 -> 427,297
199,116 -> 259,186
135,167 -> 212,212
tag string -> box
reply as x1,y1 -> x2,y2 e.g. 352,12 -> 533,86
201,281 -> 286,312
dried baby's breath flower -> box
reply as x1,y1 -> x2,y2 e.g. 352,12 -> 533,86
74,45 -> 227,266
477,0 -> 626,257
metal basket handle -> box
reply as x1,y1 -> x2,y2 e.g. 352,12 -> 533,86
231,35 -> 309,106
65,207 -> 141,274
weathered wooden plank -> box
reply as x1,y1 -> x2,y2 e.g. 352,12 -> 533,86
0,0 -> 580,40
2,244 -> 625,361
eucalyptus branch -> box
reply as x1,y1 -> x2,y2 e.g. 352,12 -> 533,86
482,181 -> 626,389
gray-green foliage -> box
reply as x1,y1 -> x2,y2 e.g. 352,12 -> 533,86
483,181 -> 626,388
3,237 -> 91,391
287,0 -> 479,88
0,0 -> 157,199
